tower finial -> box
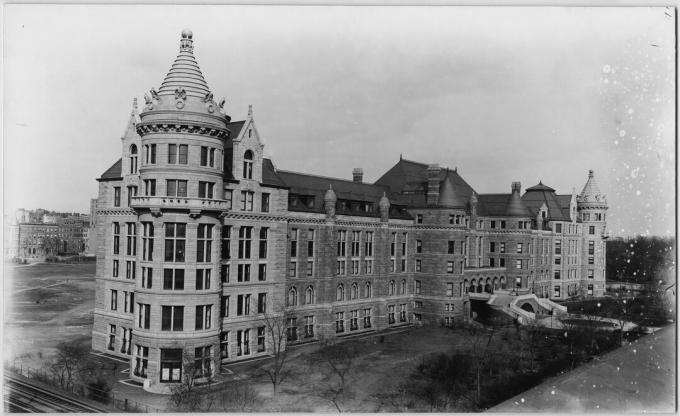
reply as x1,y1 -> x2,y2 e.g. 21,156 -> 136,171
589,169 -> 594,178
132,97 -> 138,115
180,29 -> 194,53
248,104 -> 253,117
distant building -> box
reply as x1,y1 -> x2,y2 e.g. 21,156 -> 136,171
92,30 -> 609,393
17,223 -> 60,261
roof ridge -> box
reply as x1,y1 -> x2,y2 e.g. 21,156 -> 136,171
276,169 -> 382,187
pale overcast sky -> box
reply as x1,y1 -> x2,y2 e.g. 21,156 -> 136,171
3,5 -> 675,237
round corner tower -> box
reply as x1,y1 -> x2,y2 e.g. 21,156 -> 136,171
576,169 -> 608,297
130,30 -> 230,393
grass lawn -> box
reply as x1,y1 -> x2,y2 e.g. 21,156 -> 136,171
3,262 -> 96,367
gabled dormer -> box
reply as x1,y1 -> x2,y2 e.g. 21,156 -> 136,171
229,105 -> 265,183
121,98 -> 141,177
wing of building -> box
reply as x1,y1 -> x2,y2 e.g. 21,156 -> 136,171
92,31 -> 610,393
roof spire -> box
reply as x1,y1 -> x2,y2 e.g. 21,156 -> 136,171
180,29 -> 194,53
248,104 -> 253,117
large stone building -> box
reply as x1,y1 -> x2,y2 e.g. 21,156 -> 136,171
92,30 -> 609,392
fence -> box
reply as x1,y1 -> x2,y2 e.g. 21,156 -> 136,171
4,361 -> 163,413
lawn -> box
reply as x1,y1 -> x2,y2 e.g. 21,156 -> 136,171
3,262 -> 96,368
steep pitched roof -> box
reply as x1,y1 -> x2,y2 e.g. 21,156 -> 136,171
521,183 -> 571,221
262,159 -> 287,188
97,159 -> 122,181
477,194 -> 532,217
226,120 -> 246,139
375,158 -> 476,208
277,170 -> 389,202
555,194 -> 573,219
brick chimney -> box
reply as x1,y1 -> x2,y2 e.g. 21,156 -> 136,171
352,168 -> 364,183
426,164 -> 441,205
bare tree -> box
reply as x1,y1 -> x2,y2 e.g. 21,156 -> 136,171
217,382 -> 259,411
169,349 -> 218,411
49,341 -> 89,390
261,307 -> 295,395
311,339 -> 360,412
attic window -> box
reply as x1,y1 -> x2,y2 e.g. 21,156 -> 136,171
248,129 -> 252,138
243,150 -> 253,179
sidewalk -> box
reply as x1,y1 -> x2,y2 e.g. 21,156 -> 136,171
488,324 -> 676,413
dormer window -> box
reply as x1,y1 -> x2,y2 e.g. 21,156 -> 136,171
129,145 -> 138,174
243,150 -> 253,179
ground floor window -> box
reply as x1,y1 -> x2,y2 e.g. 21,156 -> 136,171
287,317 -> 298,341
120,327 -> 132,355
399,304 -> 407,322
194,346 -> 212,378
587,284 -> 594,296
363,309 -> 371,328
237,330 -> 250,356
350,310 -> 358,331
160,349 -> 182,383
304,316 -> 314,338
220,332 -> 229,359
554,286 -> 561,298
414,313 -> 422,321
388,305 -> 395,324
335,312 -> 344,333
134,345 -> 149,378
108,324 -> 116,351
257,327 -> 266,352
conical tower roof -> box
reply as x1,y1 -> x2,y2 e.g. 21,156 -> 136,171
577,170 -> 607,205
438,174 -> 466,208
158,29 -> 212,99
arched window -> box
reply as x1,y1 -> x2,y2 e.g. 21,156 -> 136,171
365,281 -> 372,298
305,286 -> 314,305
243,150 -> 253,179
500,276 -> 506,289
336,284 -> 344,302
288,287 -> 298,306
389,280 -> 395,296
493,277 -> 498,290
351,283 -> 358,300
129,145 -> 138,174
400,279 -> 406,295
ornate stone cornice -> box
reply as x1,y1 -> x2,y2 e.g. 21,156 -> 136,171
96,209 -> 137,216
136,121 -> 228,139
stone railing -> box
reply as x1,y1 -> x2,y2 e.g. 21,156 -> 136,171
130,196 -> 230,216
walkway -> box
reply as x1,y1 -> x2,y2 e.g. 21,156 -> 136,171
488,325 -> 676,413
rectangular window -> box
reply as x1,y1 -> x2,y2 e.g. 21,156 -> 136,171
555,223 -> 562,233
554,270 -> 561,280
363,309 -> 372,328
500,242 -> 505,253
224,190 -> 233,209
500,258 -> 505,267
161,306 -> 184,331
198,182 -> 215,199
388,305 -> 395,324
588,241 -> 595,255
489,258 -> 495,267
416,214 -> 423,224
142,222 -> 154,261
163,269 -> 185,290
335,312 -> 345,333
195,305 -> 212,330
364,231 -> 374,257
448,241 -> 455,254
589,226 -> 595,235
108,324 -> 116,350
588,257 -> 594,265
390,233 -> 396,256
258,263 -> 267,281
446,283 -> 453,297
220,264 -> 230,283
415,280 -> 421,294
138,303 -> 150,329
588,269 -> 594,279
114,187 -> 121,207
306,261 -> 314,277
336,260 -> 346,275
220,296 -> 229,317
289,261 -> 297,277
290,228 -> 298,257
237,294 -> 251,316
160,349 -> 182,382
555,240 -> 562,255
168,144 -> 188,165
401,233 -> 407,256
110,289 -> 118,311
200,146 -> 208,166
194,346 -> 212,378
555,257 -> 561,265
554,286 -> 561,298
166,180 -> 188,197
285,318 -> 299,342
134,345 -> 149,378
112,259 -> 119,277
126,260 -> 136,280
165,223 -> 187,263
237,264 -> 251,282
415,259 -> 421,272
141,267 -> 152,288
196,224 -> 213,262
516,243 -> 523,254
491,220 -> 496,229
257,293 -> 267,314
351,231 -> 361,257
240,191 -> 254,211
501,221 -> 506,229
127,186 -> 138,207
364,259 -> 373,274
238,227 -> 252,259
145,144 -> 156,165
516,259 -> 522,269
220,332 -> 229,358
304,316 -> 315,338
126,223 -> 137,256
350,310 -> 359,331
113,222 -> 120,254
587,284 -> 594,295
307,229 -> 315,257
257,327 -> 266,352
261,193 -> 270,213
447,261 -> 454,273
399,304 -> 406,322
416,240 -> 422,253
222,226 -> 231,259
337,230 -> 347,256
196,269 -> 211,290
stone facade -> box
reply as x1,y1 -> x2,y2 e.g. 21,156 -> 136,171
92,30 -> 609,393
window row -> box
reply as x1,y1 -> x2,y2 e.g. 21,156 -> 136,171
219,293 -> 268,317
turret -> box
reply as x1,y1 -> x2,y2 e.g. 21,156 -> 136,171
324,185 -> 337,219
379,192 -> 390,222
